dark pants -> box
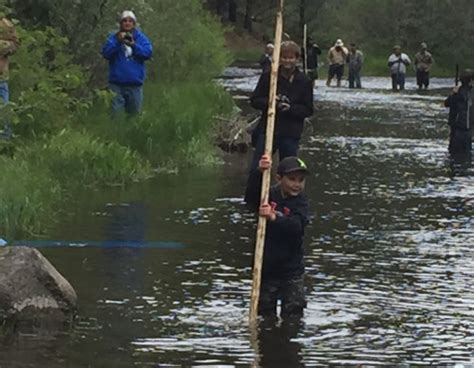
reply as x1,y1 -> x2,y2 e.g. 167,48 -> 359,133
416,70 -> 430,88
249,133 -> 300,172
307,69 -> 318,82
328,64 -> 344,82
449,127 -> 473,155
258,274 -> 306,317
391,73 -> 406,91
348,69 -> 362,88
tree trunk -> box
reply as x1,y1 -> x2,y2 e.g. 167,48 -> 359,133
228,0 -> 237,23
244,0 -> 253,32
216,0 -> 226,17
300,0 -> 306,40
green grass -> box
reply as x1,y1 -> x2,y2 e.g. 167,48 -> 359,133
21,129 -> 153,186
85,81 -> 234,169
0,157 -> 60,238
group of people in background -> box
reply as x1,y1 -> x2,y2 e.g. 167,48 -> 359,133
260,38 -> 435,92
388,43 -> 434,91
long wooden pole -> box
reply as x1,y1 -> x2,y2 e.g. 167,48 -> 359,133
249,0 -> 285,325
303,24 -> 308,75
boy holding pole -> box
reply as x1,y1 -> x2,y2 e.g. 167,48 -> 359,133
245,40 -> 313,204
246,155 -> 310,318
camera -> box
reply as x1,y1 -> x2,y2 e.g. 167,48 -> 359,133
278,95 -> 290,104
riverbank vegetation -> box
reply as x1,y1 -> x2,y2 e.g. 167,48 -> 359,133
0,0 -> 233,238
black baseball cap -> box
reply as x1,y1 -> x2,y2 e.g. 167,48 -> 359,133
277,157 -> 309,176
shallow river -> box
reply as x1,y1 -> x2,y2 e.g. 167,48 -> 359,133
1,68 -> 473,367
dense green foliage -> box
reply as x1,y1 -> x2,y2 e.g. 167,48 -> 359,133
0,0 -> 233,237
208,0 -> 473,75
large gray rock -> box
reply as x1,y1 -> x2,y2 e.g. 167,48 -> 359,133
0,247 -> 77,324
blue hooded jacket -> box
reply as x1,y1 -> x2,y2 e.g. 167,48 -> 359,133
102,29 -> 152,86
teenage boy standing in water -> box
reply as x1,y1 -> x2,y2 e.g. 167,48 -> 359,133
245,41 -> 313,203
246,155 -> 310,318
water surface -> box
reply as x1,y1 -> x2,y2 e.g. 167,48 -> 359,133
1,69 -> 473,367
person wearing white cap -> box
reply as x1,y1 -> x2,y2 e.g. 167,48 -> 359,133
414,42 -> 434,90
102,10 -> 153,116
326,39 -> 348,87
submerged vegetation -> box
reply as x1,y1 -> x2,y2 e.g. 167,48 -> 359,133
0,0 -> 234,237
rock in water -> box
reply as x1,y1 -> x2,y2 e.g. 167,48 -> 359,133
0,247 -> 77,325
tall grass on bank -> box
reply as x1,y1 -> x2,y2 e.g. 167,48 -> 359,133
21,130 -> 153,185
0,158 -> 60,238
85,81 -> 235,169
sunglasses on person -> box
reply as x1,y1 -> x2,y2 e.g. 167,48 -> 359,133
121,18 -> 135,24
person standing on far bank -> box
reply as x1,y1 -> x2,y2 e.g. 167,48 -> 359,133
414,42 -> 434,90
347,43 -> 364,89
326,39 -> 348,87
388,45 -> 411,91
0,16 -> 18,139
102,11 -> 152,117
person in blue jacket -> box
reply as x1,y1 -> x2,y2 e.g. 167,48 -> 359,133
102,10 -> 152,116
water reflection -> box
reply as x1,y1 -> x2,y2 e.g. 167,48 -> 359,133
258,318 -> 304,368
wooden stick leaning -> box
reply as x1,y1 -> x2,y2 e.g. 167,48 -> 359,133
249,0 -> 285,325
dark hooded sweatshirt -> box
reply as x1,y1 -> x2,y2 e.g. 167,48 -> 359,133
246,173 -> 310,280
445,85 -> 474,131
251,68 -> 314,139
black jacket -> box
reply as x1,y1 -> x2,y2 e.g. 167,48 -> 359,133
259,54 -> 272,73
445,86 -> 473,131
246,173 -> 310,280
251,68 -> 314,139
303,44 -> 322,70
